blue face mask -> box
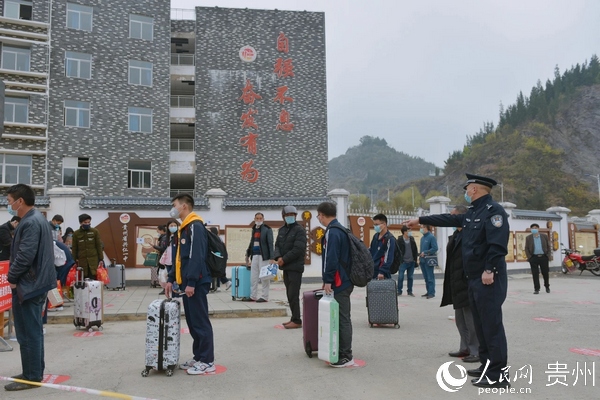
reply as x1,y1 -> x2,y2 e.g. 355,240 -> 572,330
531,229 -> 538,234
408,232 -> 412,237
374,225 -> 381,234
464,191 -> 472,204
7,203 -> 19,217
285,216 -> 296,224
452,227 -> 457,232
419,228 -> 424,234
169,226 -> 178,234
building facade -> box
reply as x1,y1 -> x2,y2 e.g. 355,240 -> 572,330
1,2 -> 328,200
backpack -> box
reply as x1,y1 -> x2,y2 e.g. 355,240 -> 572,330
389,236 -> 402,275
53,241 -> 67,267
205,226 -> 227,279
329,225 -> 373,287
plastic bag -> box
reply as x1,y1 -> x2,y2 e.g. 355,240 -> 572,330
158,268 -> 168,284
259,263 -> 278,280
96,261 -> 110,285
66,264 -> 77,286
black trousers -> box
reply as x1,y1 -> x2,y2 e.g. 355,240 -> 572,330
529,255 -> 550,291
283,270 -> 302,324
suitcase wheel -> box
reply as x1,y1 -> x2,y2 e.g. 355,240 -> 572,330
98,326 -> 104,331
370,324 -> 373,328
141,369 -> 150,377
232,296 -> 235,301
395,324 -> 400,329
165,369 -> 174,377
305,341 -> 313,358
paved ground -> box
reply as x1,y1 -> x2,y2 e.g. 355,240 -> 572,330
1,272 -> 600,400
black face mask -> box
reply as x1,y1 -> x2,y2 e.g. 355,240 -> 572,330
82,224 -> 91,230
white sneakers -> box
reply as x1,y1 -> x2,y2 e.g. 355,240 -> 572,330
225,281 -> 232,290
179,358 -> 216,375
187,361 -> 216,375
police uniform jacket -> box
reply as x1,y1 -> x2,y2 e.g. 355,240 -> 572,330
420,193 -> 509,279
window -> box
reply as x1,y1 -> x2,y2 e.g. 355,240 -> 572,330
4,97 -> 28,123
129,14 -> 153,41
0,154 -> 32,184
128,161 -> 151,189
128,107 -> 152,133
66,2 -> 92,32
4,0 -> 32,20
65,51 -> 92,79
128,60 -> 152,86
62,157 -> 89,186
64,100 -> 90,128
1,46 -> 30,71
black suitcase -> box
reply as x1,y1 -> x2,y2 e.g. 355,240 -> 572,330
366,279 -> 400,328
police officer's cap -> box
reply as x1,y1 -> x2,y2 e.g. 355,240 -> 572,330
463,173 -> 497,190
283,205 -> 297,215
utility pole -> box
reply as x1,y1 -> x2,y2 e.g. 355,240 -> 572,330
387,188 -> 390,202
498,183 -> 504,203
411,187 -> 415,208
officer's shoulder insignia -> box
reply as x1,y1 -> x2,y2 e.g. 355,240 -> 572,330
486,204 -> 493,210
181,238 -> 186,245
490,215 -> 503,228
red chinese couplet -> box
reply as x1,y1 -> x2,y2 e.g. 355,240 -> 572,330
0,261 -> 12,313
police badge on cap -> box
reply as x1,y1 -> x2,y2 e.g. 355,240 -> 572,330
464,173 -> 498,190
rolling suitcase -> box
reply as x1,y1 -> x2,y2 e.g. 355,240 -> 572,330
142,298 -> 181,377
302,289 -> 323,357
106,259 -> 126,290
231,266 -> 251,300
73,267 -> 103,331
366,279 -> 400,328
318,293 -> 339,364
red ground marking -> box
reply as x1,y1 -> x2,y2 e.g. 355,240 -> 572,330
42,374 -> 70,384
274,324 -> 286,330
533,317 -> 559,322
507,292 -> 519,296
271,287 -> 286,291
570,348 -> 600,357
573,301 -> 594,305
181,328 -> 190,334
104,293 -> 126,297
326,359 -> 366,368
73,331 -> 103,337
104,304 -> 114,308
515,301 -> 534,305
191,365 -> 227,375
398,303 -> 409,307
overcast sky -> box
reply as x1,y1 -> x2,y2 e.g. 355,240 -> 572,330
171,0 -> 599,167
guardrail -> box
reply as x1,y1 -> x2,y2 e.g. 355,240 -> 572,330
170,95 -> 195,108
170,138 -> 195,151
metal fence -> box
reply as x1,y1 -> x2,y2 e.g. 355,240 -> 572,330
170,139 -> 195,152
171,8 -> 195,20
170,95 -> 195,108
171,54 -> 194,66
170,189 -> 195,198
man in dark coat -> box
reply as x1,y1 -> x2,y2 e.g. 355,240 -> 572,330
440,205 -> 479,363
0,216 -> 20,261
273,206 -> 306,329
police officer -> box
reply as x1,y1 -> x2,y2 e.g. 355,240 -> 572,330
405,173 -> 510,389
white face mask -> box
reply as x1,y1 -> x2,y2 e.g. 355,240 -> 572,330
255,221 -> 263,227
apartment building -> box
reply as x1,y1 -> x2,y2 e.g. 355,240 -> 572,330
1,2 -> 327,202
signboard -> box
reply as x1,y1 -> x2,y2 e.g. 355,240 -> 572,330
0,261 -> 11,312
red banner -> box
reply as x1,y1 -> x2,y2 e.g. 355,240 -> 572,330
0,261 -> 11,312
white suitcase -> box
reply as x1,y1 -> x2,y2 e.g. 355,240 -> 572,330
73,267 -> 103,331
318,293 -> 339,364
142,298 -> 181,377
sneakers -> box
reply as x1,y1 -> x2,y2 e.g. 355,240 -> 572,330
330,357 -> 355,368
48,306 -> 64,312
407,293 -> 415,297
256,298 -> 267,303
225,281 -> 232,290
187,361 -> 216,375
179,359 -> 196,370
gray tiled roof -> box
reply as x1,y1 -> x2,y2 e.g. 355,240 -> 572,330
511,209 -> 562,221
80,197 -> 209,210
222,197 -> 330,209
0,197 -> 50,207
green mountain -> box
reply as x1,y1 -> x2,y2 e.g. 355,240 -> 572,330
328,135 -> 438,198
411,55 -> 600,215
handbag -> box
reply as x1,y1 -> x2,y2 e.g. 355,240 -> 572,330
423,255 -> 438,268
158,268 -> 168,284
66,264 -> 77,286
159,245 -> 172,266
143,252 -> 159,267
259,264 -> 278,280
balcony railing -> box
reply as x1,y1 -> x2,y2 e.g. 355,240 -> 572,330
170,95 -> 195,108
171,54 -> 194,66
170,138 -> 195,152
171,8 -> 196,20
170,189 -> 195,198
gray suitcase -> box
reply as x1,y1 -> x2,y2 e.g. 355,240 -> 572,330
106,259 -> 126,290
366,279 -> 400,328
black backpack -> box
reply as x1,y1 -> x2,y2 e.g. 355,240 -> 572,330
329,225 -> 373,287
389,236 -> 402,275
205,227 -> 227,279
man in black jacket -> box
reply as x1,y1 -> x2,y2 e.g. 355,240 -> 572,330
0,216 -> 20,261
245,212 -> 274,302
440,205 -> 479,363
273,206 -> 306,329
397,225 -> 418,296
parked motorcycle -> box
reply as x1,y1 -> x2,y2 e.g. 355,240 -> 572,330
560,244 -> 600,276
